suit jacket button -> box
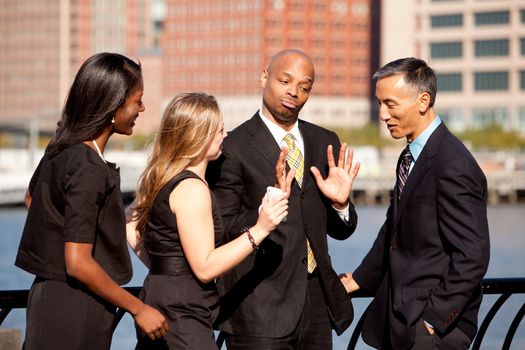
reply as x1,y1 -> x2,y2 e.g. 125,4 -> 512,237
304,224 -> 309,231
301,258 -> 307,265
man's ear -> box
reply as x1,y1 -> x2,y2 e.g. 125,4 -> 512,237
260,70 -> 268,88
418,91 -> 431,114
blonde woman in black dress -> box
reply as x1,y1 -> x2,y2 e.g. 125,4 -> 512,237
16,52 -> 168,350
129,93 -> 290,349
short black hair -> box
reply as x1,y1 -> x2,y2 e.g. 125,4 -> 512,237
373,57 -> 437,107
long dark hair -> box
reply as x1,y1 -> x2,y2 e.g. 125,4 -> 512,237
47,52 -> 142,155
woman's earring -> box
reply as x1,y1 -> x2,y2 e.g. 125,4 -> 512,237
111,117 -> 115,124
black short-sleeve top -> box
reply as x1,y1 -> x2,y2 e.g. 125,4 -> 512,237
144,170 -> 223,258
15,143 -> 132,285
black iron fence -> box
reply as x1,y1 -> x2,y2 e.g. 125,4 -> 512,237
1,278 -> 524,349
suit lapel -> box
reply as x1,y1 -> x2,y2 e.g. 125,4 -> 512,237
393,158 -> 431,229
246,113 -> 282,167
393,123 -> 448,231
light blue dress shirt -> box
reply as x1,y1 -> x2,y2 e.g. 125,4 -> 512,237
407,116 -> 442,174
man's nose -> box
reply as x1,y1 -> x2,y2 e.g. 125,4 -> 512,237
378,104 -> 389,121
287,84 -> 298,97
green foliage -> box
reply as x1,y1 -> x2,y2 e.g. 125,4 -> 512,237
106,132 -> 155,150
129,133 -> 155,150
328,123 -> 395,148
326,123 -> 525,150
457,125 -> 525,150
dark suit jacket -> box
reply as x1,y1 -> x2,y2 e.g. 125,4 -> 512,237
353,123 -> 490,349
207,113 -> 357,337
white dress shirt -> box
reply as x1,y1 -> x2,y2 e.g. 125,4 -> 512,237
258,110 -> 350,222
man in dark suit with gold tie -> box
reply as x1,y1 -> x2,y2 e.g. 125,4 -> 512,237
341,58 -> 490,350
207,49 -> 360,349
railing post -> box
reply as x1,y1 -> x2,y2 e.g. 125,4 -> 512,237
502,302 -> 525,350
472,293 -> 511,350
0,329 -> 22,350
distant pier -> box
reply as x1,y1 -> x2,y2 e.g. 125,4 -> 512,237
1,149 -> 524,206
351,171 -> 525,205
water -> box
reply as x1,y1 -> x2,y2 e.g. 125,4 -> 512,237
1,205 -> 524,349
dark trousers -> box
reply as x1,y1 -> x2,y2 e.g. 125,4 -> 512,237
225,273 -> 332,350
24,278 -> 116,350
410,319 -> 471,350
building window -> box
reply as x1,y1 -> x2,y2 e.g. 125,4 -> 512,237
521,71 -> 525,90
518,107 -> 525,132
267,19 -> 283,27
312,1 -> 326,11
437,73 -> 462,91
474,71 -> 508,91
431,14 -> 463,28
475,39 -> 509,57
472,107 -> 508,129
290,19 -> 304,29
333,21 -> 346,30
290,1 -> 303,10
475,11 -> 509,26
312,21 -> 326,29
430,42 -> 462,58
521,38 -> 525,56
437,108 -> 464,131
289,37 -> 303,46
330,56 -> 346,65
521,9 -> 525,23
310,37 -> 325,46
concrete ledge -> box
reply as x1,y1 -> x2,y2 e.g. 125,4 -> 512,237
0,329 -> 21,350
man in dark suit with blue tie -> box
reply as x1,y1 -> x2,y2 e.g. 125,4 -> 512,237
341,58 -> 490,350
207,49 -> 360,349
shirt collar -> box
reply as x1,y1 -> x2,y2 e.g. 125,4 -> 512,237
408,116 -> 442,162
258,109 -> 303,148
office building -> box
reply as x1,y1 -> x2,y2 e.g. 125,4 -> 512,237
162,0 -> 374,129
0,0 -> 159,134
381,0 -> 525,134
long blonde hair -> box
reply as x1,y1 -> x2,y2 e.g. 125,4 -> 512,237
134,92 -> 221,236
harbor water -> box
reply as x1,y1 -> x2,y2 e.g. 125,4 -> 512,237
1,205 -> 524,349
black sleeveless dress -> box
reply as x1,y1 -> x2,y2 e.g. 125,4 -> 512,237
136,170 -> 223,349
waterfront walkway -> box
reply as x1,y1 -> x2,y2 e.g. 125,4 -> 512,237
1,149 -> 525,206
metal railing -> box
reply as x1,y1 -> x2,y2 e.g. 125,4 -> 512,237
1,278 -> 524,349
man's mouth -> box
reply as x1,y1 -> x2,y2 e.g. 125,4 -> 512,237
281,99 -> 297,109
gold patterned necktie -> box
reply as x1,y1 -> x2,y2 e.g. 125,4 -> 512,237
283,133 -> 317,273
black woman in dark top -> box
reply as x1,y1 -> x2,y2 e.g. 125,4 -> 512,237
127,93 -> 291,349
15,52 -> 168,350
